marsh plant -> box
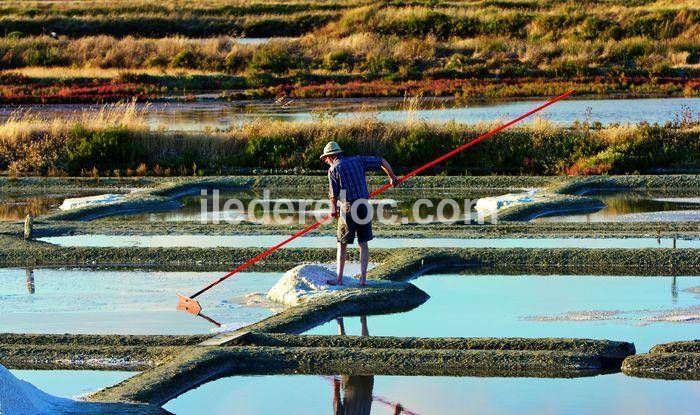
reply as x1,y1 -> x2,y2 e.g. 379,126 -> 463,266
198,188 -> 497,225
1,102 -> 698,176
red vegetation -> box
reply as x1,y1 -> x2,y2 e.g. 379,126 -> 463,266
288,76 -> 697,100
0,81 -> 155,104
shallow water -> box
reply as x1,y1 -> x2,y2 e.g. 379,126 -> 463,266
125,188 -> 505,223
308,274 -> 700,353
0,193 -> 94,221
2,97 -> 696,131
163,373 -> 700,415
535,190 -> 700,223
0,268 -> 281,334
39,234 -> 700,249
9,370 -> 135,399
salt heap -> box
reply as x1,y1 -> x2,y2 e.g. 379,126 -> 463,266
59,194 -> 126,211
474,189 -> 541,218
0,363 -> 76,415
267,264 -> 365,306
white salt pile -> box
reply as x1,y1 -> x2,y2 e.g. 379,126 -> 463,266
267,264 -> 366,306
59,194 -> 126,211
0,364 -> 164,414
0,363 -> 77,415
474,189 -> 541,217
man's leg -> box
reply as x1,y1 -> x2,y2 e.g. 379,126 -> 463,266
358,241 -> 369,286
336,242 -> 347,285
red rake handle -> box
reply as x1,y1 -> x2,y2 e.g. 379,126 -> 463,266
189,90 -> 574,299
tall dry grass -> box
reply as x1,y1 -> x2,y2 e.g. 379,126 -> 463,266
0,100 -> 148,144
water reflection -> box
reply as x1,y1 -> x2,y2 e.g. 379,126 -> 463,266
0,195 -> 65,221
672,276 -> 678,304
534,189 -> 700,222
25,268 -> 34,294
126,188 -> 503,224
333,375 -> 377,415
332,316 -> 412,415
334,316 -> 374,415
3,97 -> 697,131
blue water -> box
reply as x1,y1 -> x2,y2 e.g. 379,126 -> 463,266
39,234 -> 700,249
163,373 -> 700,415
308,274 -> 700,353
0,268 -> 279,335
3,97 -> 697,132
9,370 -> 135,399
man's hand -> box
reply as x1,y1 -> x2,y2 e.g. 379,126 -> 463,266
381,159 -> 399,188
390,174 -> 400,187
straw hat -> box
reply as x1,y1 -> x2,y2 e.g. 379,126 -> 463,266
319,141 -> 343,159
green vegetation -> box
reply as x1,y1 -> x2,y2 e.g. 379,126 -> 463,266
0,0 -> 697,102
0,0 -> 345,37
1,103 -> 698,176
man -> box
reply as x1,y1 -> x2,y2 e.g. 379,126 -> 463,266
320,141 -> 399,286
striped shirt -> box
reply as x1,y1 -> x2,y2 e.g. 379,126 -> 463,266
328,155 -> 383,202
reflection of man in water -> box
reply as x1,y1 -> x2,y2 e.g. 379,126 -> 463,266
26,268 -> 35,294
333,316 -> 374,415
334,375 -> 374,415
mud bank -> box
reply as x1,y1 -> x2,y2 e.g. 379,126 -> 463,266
10,220 -> 700,240
0,177 -> 161,196
0,334 -> 207,371
622,341 -> 700,380
9,174 -> 697,222
2,236 -> 699,275
5,175 -> 697,198
204,282 -> 429,344
45,195 -> 183,222
89,340 -> 631,406
496,194 -> 605,221
365,248 -> 700,281
26,175 -> 557,222
226,332 -> 634,361
551,175 -> 700,195
0,332 -> 633,373
651,341 -> 700,354
0,343 -> 179,371
0,334 -> 208,347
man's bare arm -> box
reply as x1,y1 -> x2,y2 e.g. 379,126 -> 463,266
380,158 -> 399,186
329,196 -> 338,218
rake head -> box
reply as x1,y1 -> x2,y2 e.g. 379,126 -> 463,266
177,293 -> 202,316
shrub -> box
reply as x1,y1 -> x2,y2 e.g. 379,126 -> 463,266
364,55 -> 398,74
323,50 -> 353,71
170,49 -> 203,69
67,126 -> 146,171
6,31 -> 24,39
248,43 -> 300,74
244,134 -> 301,168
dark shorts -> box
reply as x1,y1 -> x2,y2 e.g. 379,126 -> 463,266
337,200 -> 373,245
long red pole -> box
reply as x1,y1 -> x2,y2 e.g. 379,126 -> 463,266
181,90 -> 575,304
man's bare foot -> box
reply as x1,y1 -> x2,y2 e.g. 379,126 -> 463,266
327,278 -> 343,286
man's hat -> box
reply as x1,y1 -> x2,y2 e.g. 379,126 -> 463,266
320,141 -> 343,159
